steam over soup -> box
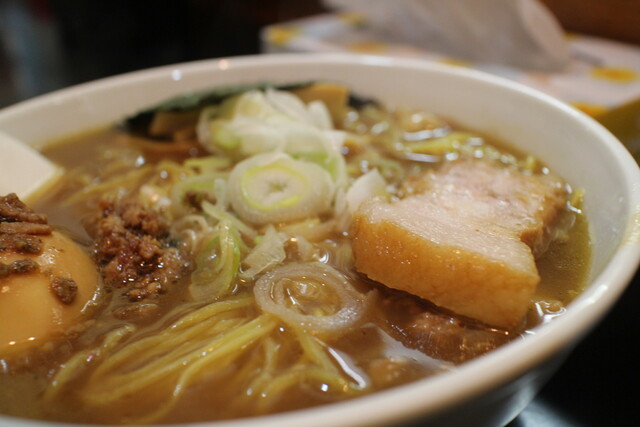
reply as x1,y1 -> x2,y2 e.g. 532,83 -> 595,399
0,83 -> 590,424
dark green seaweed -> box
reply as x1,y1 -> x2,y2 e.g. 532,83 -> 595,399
123,82 -> 312,135
122,81 -> 379,139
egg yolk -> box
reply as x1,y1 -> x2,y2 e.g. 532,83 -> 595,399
0,231 -> 100,357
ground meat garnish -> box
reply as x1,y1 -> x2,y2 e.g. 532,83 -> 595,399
0,222 -> 52,235
0,233 -> 43,254
378,291 -> 510,364
0,193 -> 48,224
9,258 -> 39,274
91,200 -> 189,302
50,277 -> 78,304
403,311 -> 510,364
0,193 -> 52,255
0,258 -> 39,278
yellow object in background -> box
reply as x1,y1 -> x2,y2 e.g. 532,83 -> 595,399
347,41 -> 388,54
264,26 -> 301,47
337,11 -> 366,27
570,100 -> 640,163
596,98 -> 640,163
571,102 -> 608,117
590,67 -> 639,84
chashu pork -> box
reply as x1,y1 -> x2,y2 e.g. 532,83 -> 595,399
351,159 -> 566,330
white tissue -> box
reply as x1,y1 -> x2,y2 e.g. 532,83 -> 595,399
324,0 -> 570,71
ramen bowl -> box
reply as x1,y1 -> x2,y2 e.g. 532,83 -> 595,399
0,53 -> 638,427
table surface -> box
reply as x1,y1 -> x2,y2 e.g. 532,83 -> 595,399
0,2 -> 637,426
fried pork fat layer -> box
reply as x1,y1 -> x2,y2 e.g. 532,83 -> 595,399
352,159 -> 566,330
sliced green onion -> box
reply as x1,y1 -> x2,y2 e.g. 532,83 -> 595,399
209,118 -> 243,150
239,225 -> 289,280
170,172 -> 226,215
292,148 -> 347,187
407,132 -> 478,155
201,200 -> 257,240
189,221 -> 241,301
228,152 -> 334,225
200,89 -> 346,185
242,164 -> 306,210
254,262 -> 375,335
345,169 -> 389,214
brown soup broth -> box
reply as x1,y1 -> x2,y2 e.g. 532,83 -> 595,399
0,101 -> 591,424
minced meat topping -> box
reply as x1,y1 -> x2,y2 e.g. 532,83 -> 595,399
50,277 -> 78,304
92,200 -> 189,302
0,193 -> 48,225
0,233 -> 43,254
0,193 -> 53,256
0,258 -> 39,278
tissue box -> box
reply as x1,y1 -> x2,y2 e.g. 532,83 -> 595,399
261,13 -> 640,160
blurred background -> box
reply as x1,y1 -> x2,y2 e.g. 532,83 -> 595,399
0,1 -> 638,426
1,0 -> 639,108
0,0 -> 326,106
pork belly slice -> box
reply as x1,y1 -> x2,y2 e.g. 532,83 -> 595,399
402,159 -> 566,255
352,159 -> 566,330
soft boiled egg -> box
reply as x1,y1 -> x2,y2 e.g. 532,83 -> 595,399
0,231 -> 100,357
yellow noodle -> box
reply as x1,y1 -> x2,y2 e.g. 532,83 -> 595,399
245,337 -> 279,396
64,165 -> 154,204
171,293 -> 253,330
132,315 -> 277,424
171,314 -> 276,393
256,365 -> 352,412
100,321 -> 274,424
85,314 -> 275,404
89,296 -> 252,379
251,328 -> 361,412
88,322 -> 228,395
295,328 -> 339,372
224,337 -> 282,416
64,160 -> 188,205
44,325 -> 135,402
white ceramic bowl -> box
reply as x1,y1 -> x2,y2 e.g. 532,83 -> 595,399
0,53 -> 638,427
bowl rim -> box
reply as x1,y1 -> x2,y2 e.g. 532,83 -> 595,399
0,53 -> 639,427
